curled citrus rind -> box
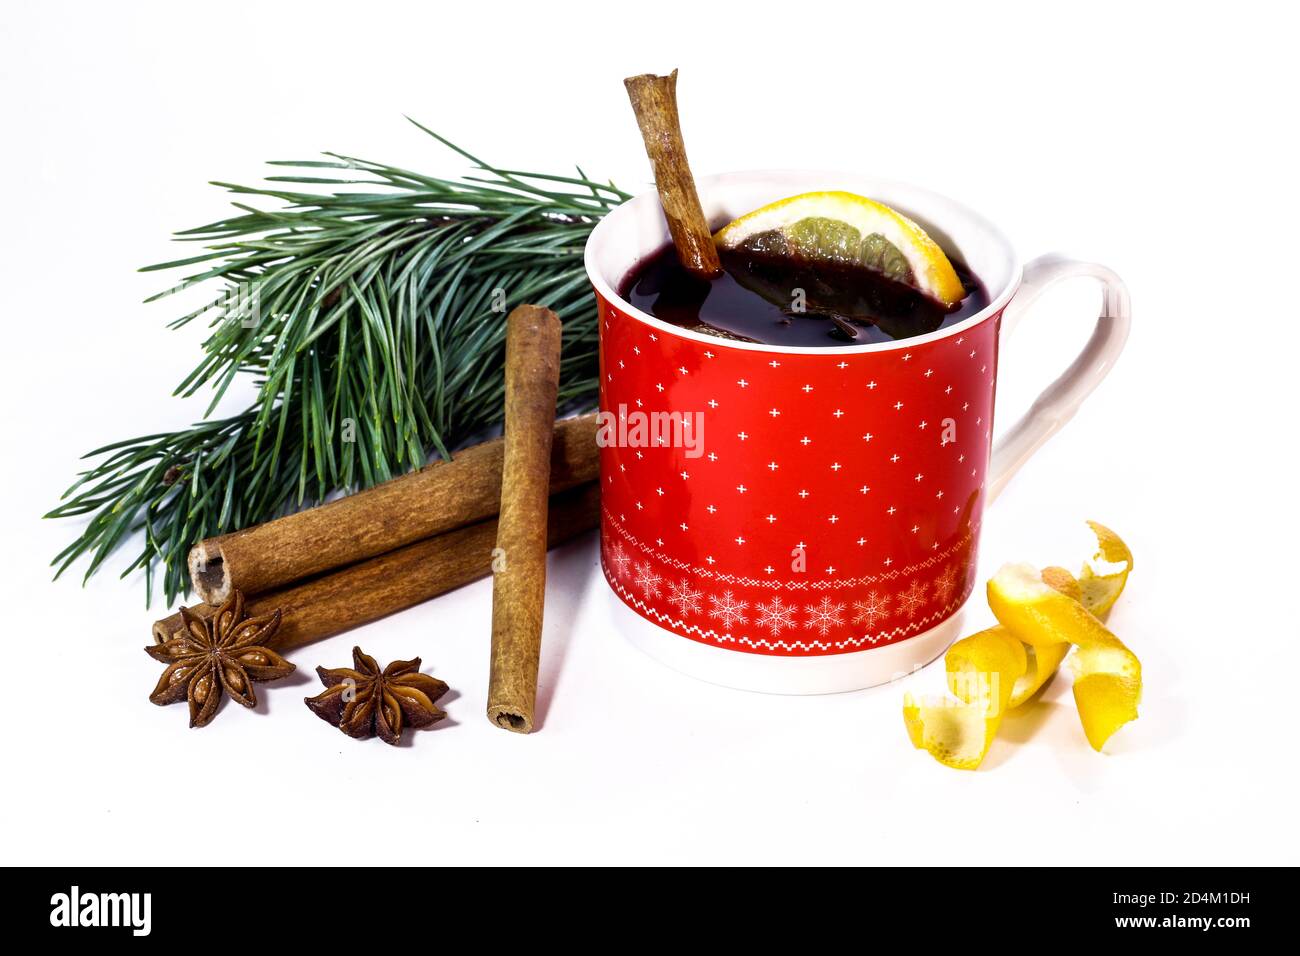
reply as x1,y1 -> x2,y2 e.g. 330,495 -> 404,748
903,522 -> 1139,768
988,560 -> 1141,752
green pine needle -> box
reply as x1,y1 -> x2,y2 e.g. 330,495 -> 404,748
46,121 -> 627,607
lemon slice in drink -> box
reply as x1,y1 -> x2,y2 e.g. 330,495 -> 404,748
713,191 -> 965,307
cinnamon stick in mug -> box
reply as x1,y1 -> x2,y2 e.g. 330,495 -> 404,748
624,69 -> 722,279
188,413 -> 598,604
155,483 -> 600,650
487,304 -> 563,734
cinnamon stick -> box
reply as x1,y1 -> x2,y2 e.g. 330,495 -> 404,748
154,483 -> 600,649
188,413 -> 598,604
487,304 -> 563,734
624,69 -> 721,278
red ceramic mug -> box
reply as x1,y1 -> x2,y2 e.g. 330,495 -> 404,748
585,171 -> 1130,693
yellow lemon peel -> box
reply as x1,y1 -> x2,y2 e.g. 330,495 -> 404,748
1008,637 -> 1071,709
1077,520 -> 1133,621
903,695 -> 996,771
988,562 -> 1141,751
903,627 -> 1027,770
902,522 -> 1138,768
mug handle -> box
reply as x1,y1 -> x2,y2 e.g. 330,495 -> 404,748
988,254 -> 1131,502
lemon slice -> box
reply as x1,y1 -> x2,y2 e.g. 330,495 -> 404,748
713,191 -> 966,306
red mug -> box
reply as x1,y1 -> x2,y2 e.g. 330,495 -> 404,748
585,171 -> 1129,693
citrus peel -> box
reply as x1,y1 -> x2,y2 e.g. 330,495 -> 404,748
1076,520 -> 1133,620
903,627 -> 1026,770
902,522 -> 1138,769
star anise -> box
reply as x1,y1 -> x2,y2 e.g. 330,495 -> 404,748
145,589 -> 294,727
305,647 -> 449,745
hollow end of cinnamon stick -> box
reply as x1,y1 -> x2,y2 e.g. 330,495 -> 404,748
152,616 -> 178,645
188,540 -> 231,605
487,707 -> 532,734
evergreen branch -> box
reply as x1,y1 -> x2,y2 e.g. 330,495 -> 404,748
47,125 -> 626,606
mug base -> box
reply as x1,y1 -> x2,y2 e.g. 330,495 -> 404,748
604,585 -> 965,695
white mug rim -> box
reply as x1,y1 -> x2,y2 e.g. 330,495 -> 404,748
584,169 -> 1023,355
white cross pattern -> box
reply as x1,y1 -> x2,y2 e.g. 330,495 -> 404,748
596,316 -> 988,653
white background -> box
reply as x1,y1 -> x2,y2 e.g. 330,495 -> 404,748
2,0 -> 1296,866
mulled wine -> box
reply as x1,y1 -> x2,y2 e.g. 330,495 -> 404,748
620,241 -> 988,347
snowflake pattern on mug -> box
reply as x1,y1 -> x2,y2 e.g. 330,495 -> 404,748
633,562 -> 662,600
608,541 -> 632,579
667,578 -> 703,617
896,579 -> 928,619
932,564 -> 959,603
852,591 -> 891,627
804,596 -> 846,636
708,590 -> 749,629
596,294 -> 995,656
754,596 -> 799,636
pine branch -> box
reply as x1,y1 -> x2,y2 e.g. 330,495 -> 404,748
47,123 -> 626,606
